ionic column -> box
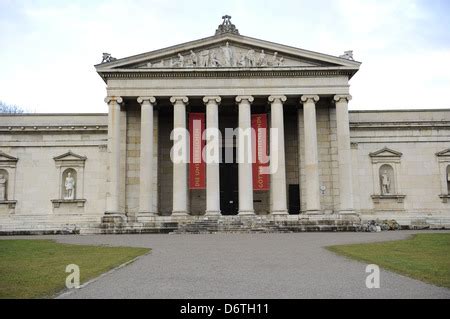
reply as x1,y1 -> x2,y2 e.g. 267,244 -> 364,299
236,96 -> 255,216
137,97 -> 157,220
204,96 -> 222,216
269,95 -> 288,215
334,95 -> 355,214
170,96 -> 189,216
105,96 -> 123,215
300,95 -> 321,213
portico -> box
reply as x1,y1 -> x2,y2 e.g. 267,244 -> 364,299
98,16 -> 361,222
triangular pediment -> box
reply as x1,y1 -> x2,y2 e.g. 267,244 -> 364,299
436,149 -> 450,157
0,151 -> 18,163
369,147 -> 403,158
53,151 -> 87,162
96,33 -> 361,72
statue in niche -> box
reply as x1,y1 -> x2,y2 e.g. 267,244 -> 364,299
190,50 -> 198,66
0,174 -> 6,201
199,50 -> 210,67
64,172 -> 76,200
222,42 -> 233,67
257,49 -> 267,66
380,170 -> 391,195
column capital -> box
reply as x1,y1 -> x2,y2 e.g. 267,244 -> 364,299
137,96 -> 156,105
268,95 -> 287,103
170,96 -> 189,105
333,94 -> 352,103
203,96 -> 222,105
104,96 -> 123,105
235,95 -> 254,104
300,95 -> 319,104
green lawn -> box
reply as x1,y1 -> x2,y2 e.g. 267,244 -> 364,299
327,233 -> 450,289
0,239 -> 150,299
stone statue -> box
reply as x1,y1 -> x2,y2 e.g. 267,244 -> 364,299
222,42 -> 233,67
190,50 -> 198,66
257,50 -> 267,66
381,170 -> 391,195
0,174 -> 6,201
152,60 -> 165,68
215,15 -> 240,35
199,50 -> 210,67
237,52 -> 246,67
269,52 -> 279,66
64,172 -> 76,200
245,49 -> 256,67
171,53 -> 185,67
339,50 -> 354,60
101,53 -> 117,64
210,50 -> 221,67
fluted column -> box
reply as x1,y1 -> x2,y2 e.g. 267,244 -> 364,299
269,95 -> 288,215
105,96 -> 123,215
204,96 -> 222,216
170,96 -> 189,216
300,95 -> 321,213
334,95 -> 355,214
137,97 -> 156,220
236,96 -> 255,216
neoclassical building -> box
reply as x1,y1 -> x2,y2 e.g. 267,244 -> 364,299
1,17 -> 449,234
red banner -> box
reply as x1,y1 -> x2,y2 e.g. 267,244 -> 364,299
252,114 -> 270,191
189,113 -> 206,189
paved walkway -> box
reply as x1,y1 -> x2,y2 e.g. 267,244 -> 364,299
10,231 -> 450,299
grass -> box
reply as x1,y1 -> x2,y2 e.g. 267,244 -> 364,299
0,239 -> 150,299
327,233 -> 450,289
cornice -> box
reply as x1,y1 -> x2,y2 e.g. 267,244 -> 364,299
350,121 -> 450,130
0,125 -> 108,133
98,67 -> 356,82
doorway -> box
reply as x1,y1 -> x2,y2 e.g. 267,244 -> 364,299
220,147 -> 238,215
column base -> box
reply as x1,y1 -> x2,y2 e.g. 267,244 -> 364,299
205,211 -> 221,217
305,210 -> 323,215
271,210 -> 289,216
338,210 -> 360,222
172,211 -> 190,219
238,210 -> 255,216
102,212 -> 126,224
137,212 -> 156,223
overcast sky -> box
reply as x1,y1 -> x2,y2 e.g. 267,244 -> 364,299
0,0 -> 449,113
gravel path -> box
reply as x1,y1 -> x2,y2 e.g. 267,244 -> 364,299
5,231 -> 450,299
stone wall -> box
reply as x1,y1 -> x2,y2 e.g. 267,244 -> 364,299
0,114 -> 108,230
350,110 -> 450,219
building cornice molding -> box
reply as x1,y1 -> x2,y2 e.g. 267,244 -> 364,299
98,68 -> 356,82
0,125 -> 108,133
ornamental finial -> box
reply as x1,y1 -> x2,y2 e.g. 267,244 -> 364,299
215,15 -> 240,36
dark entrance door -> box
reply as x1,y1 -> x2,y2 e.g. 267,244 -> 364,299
288,184 -> 301,215
220,147 -> 238,215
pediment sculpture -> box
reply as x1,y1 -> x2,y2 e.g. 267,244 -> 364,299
145,42 -> 286,69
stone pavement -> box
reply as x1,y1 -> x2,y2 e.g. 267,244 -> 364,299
6,231 -> 450,299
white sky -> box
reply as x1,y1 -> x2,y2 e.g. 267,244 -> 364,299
0,0 -> 449,113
